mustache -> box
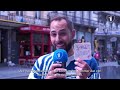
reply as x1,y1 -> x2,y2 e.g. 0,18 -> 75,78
55,41 -> 64,45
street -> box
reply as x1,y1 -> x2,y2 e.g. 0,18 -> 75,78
99,61 -> 120,79
0,65 -> 32,79
0,61 -> 120,79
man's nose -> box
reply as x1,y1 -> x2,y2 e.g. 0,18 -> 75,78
56,34 -> 61,42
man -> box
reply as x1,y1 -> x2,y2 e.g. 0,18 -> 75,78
28,16 -> 100,79
94,49 -> 100,66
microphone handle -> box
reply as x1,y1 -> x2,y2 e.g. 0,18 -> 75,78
54,62 -> 66,79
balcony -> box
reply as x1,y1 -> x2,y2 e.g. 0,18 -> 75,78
97,11 -> 120,17
48,12 -> 98,28
0,12 -> 49,29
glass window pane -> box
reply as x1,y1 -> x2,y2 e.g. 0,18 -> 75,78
17,33 -> 30,44
44,45 -> 48,54
85,32 -> 91,42
44,34 -> 49,44
33,45 -> 41,56
20,45 -> 31,56
16,11 -> 19,16
33,33 -> 42,43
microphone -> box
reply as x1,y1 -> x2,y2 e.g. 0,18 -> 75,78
53,49 -> 68,68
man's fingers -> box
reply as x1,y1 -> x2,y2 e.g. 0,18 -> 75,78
46,72 -> 66,79
76,76 -> 80,79
54,73 -> 66,78
74,61 -> 84,67
54,68 -> 67,73
76,58 -> 86,64
46,68 -> 66,79
49,63 -> 62,70
46,76 -> 56,79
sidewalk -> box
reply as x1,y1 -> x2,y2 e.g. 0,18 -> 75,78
99,61 -> 120,79
99,61 -> 119,67
0,62 -> 119,79
0,64 -> 32,79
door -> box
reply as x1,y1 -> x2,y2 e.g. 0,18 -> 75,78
11,41 -> 19,64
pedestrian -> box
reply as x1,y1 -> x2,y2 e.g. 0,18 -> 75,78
116,51 -> 120,65
28,16 -> 100,79
94,50 -> 100,65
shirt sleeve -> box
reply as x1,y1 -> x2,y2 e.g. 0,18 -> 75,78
28,57 -> 44,79
88,57 -> 101,79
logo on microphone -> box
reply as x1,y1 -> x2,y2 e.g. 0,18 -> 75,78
56,52 -> 63,59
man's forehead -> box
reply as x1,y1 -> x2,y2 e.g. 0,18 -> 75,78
50,20 -> 68,31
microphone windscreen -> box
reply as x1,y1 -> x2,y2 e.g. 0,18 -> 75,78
53,49 -> 68,63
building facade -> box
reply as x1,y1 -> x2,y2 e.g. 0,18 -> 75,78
0,11 -> 99,65
95,11 -> 120,61
0,11 -> 49,64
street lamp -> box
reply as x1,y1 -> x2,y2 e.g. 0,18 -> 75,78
103,28 -> 109,35
101,23 -> 109,62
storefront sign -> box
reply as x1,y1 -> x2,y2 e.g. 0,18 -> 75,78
110,37 -> 117,42
43,28 -> 50,31
20,27 -> 30,30
20,26 -> 50,31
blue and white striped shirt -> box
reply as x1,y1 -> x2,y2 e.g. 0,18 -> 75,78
28,52 -> 101,79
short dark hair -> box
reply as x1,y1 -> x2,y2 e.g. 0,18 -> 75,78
50,16 -> 74,31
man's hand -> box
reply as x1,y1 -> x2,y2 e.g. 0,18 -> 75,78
45,63 -> 66,79
74,58 -> 92,79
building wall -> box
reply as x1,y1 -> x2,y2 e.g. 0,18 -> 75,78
0,29 -> 8,62
90,11 -> 98,21
0,11 -> 98,64
94,11 -> 120,60
0,30 -> 1,62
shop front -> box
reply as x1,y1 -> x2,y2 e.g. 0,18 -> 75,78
18,25 -> 51,65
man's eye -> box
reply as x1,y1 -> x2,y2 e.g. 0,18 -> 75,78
51,33 -> 56,37
60,32 -> 66,36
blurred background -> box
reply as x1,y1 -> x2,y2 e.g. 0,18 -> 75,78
0,11 -> 120,79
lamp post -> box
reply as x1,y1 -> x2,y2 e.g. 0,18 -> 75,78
103,23 -> 111,61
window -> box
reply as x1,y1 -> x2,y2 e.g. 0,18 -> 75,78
44,45 -> 49,54
20,11 -> 23,16
85,32 -> 91,42
17,33 -> 31,57
20,45 -> 31,56
33,33 -> 42,56
33,45 -> 42,56
35,11 -> 41,19
63,11 -> 67,16
18,33 -> 30,44
16,11 -> 23,16
33,33 -> 42,43
106,21 -> 111,31
44,34 -> 49,44
118,24 -> 120,30
77,31 -> 84,40
83,11 -> 89,19
0,11 -> 8,16
112,22 -> 117,31
16,11 -> 19,16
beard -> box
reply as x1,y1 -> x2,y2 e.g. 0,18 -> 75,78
52,40 -> 73,53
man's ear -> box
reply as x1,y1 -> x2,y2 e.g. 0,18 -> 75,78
71,29 -> 76,39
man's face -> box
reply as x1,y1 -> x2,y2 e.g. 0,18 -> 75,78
50,19 -> 73,52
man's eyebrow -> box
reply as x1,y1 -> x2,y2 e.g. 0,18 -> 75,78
59,29 -> 67,32
50,29 -> 67,32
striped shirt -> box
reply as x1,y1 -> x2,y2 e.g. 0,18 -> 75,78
28,52 -> 101,79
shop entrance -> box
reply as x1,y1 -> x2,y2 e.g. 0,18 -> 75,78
17,25 -> 51,65
0,30 -> 7,63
